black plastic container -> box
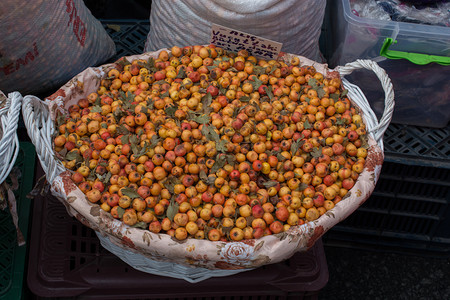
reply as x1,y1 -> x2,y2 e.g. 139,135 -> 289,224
383,123 -> 450,169
27,187 -> 329,300
325,161 -> 450,256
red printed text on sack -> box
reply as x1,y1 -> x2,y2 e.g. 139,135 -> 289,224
66,0 -> 87,47
0,43 -> 39,76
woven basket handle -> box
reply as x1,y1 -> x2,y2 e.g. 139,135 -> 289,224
337,59 -> 395,151
22,95 -> 65,184
0,92 -> 21,184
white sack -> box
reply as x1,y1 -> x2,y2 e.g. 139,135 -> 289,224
145,0 -> 326,62
0,0 -> 116,95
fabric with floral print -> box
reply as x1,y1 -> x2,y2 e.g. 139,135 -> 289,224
41,50 -> 385,272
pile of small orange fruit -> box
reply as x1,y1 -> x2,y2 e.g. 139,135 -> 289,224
53,45 -> 368,242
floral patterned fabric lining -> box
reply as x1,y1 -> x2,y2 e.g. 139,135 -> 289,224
45,50 -> 384,270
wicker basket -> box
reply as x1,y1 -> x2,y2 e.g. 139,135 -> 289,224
0,91 -> 24,245
22,50 -> 394,282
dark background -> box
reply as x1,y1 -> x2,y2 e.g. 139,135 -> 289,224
83,0 -> 152,20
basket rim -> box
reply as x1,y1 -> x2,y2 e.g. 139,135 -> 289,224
22,50 -> 388,270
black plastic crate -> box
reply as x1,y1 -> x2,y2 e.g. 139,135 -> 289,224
27,186 -> 329,300
383,124 -> 450,169
102,20 -> 150,62
324,161 -> 450,256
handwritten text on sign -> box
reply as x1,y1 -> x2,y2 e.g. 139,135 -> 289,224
210,24 -> 282,59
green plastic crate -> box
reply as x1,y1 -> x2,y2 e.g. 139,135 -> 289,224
0,142 -> 36,300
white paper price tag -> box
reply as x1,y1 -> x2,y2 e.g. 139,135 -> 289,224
210,24 -> 283,60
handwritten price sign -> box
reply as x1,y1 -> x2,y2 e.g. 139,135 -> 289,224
210,24 -> 283,59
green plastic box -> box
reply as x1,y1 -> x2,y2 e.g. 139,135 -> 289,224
0,142 -> 36,300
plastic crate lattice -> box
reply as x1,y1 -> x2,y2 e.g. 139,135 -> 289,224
328,161 -> 450,254
102,20 -> 150,61
383,124 -> 450,168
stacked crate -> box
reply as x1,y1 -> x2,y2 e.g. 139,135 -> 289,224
322,0 -> 450,256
